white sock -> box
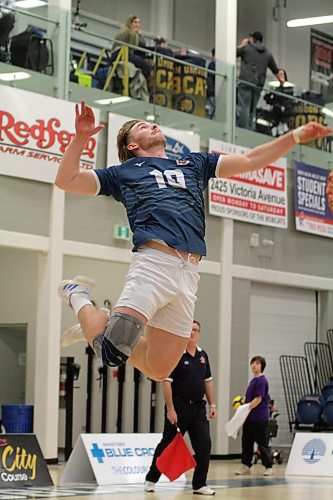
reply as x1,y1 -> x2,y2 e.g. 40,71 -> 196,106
70,294 -> 93,316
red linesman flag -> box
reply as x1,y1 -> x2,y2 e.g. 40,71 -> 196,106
156,429 -> 197,481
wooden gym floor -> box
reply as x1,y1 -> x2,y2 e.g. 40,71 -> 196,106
1,460 -> 332,499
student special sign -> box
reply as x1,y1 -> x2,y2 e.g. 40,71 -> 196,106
208,139 -> 288,229
0,87 -> 100,183
294,161 -> 333,238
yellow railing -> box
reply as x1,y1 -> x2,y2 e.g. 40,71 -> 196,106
73,46 -> 129,95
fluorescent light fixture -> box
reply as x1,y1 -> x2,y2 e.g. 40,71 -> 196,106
287,15 -> 333,28
268,80 -> 295,88
0,72 -> 31,81
322,107 -> 333,118
256,118 -> 271,127
94,97 -> 131,105
15,0 -> 47,7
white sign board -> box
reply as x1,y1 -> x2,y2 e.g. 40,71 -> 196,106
61,433 -> 186,486
0,87 -> 100,183
107,113 -> 200,165
208,139 -> 288,229
286,432 -> 333,477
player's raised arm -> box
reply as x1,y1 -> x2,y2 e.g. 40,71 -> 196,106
55,101 -> 104,195
217,122 -> 332,178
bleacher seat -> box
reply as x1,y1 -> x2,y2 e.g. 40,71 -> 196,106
322,395 -> 333,426
321,383 -> 333,403
296,395 -> 322,425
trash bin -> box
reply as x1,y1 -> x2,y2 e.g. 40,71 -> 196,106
1,404 -> 34,433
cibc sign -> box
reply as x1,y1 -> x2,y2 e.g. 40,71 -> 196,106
0,435 -> 53,488
0,86 -> 100,183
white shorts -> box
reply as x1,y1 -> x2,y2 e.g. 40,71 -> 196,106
115,247 -> 200,338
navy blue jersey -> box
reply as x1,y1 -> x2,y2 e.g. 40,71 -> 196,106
94,152 -> 221,255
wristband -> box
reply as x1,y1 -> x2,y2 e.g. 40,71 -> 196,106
292,126 -> 304,144
209,404 -> 216,408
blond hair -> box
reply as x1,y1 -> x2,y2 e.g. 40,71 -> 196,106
116,119 -> 141,162
124,15 -> 139,30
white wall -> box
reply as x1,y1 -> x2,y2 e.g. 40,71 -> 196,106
249,283 -> 317,447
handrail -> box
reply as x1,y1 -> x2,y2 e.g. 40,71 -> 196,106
3,5 -> 59,26
71,26 -> 228,80
102,45 -> 129,95
237,78 -> 333,121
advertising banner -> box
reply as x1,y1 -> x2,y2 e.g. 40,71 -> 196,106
0,87 -> 100,183
172,56 -> 207,117
286,432 -> 333,477
310,29 -> 333,103
0,434 -> 53,488
107,113 -> 200,166
208,139 -> 288,228
61,433 -> 186,486
294,161 -> 333,238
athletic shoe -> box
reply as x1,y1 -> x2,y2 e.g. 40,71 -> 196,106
61,323 -> 85,347
61,308 -> 110,347
234,465 -> 251,475
193,486 -> 215,495
58,275 -> 96,306
263,468 -> 273,476
144,480 -> 156,492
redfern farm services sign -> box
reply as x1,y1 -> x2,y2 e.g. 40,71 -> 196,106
0,87 -> 100,183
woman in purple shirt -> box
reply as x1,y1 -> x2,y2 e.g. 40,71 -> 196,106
235,356 -> 273,476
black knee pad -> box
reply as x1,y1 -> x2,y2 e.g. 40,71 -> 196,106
93,312 -> 144,367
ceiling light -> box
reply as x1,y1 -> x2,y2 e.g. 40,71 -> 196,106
94,97 -> 131,105
0,72 -> 31,81
287,15 -> 333,28
16,0 -> 47,7
322,107 -> 333,118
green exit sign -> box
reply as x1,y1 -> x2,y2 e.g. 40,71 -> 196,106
114,225 -> 131,240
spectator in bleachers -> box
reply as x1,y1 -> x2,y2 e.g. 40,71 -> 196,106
236,31 -> 285,131
113,14 -> 151,80
153,36 -> 173,57
0,0 -> 15,59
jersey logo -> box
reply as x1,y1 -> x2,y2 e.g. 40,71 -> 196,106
134,161 -> 145,167
184,361 -> 190,365
176,159 -> 189,165
200,356 -> 206,364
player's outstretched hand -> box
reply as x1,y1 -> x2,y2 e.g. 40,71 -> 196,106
294,122 -> 333,144
75,100 -> 104,138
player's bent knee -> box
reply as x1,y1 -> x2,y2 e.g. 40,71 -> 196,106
152,372 -> 169,382
93,312 -> 144,367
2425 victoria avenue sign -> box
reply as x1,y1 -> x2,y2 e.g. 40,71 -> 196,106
208,139 -> 288,229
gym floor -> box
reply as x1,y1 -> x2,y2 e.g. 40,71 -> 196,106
1,461 -> 332,499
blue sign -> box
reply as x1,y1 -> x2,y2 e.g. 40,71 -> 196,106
302,438 -> 326,464
165,136 -> 190,160
294,161 -> 333,238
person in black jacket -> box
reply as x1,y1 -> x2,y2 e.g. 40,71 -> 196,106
144,320 -> 217,496
0,0 -> 15,57
237,31 -> 285,130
